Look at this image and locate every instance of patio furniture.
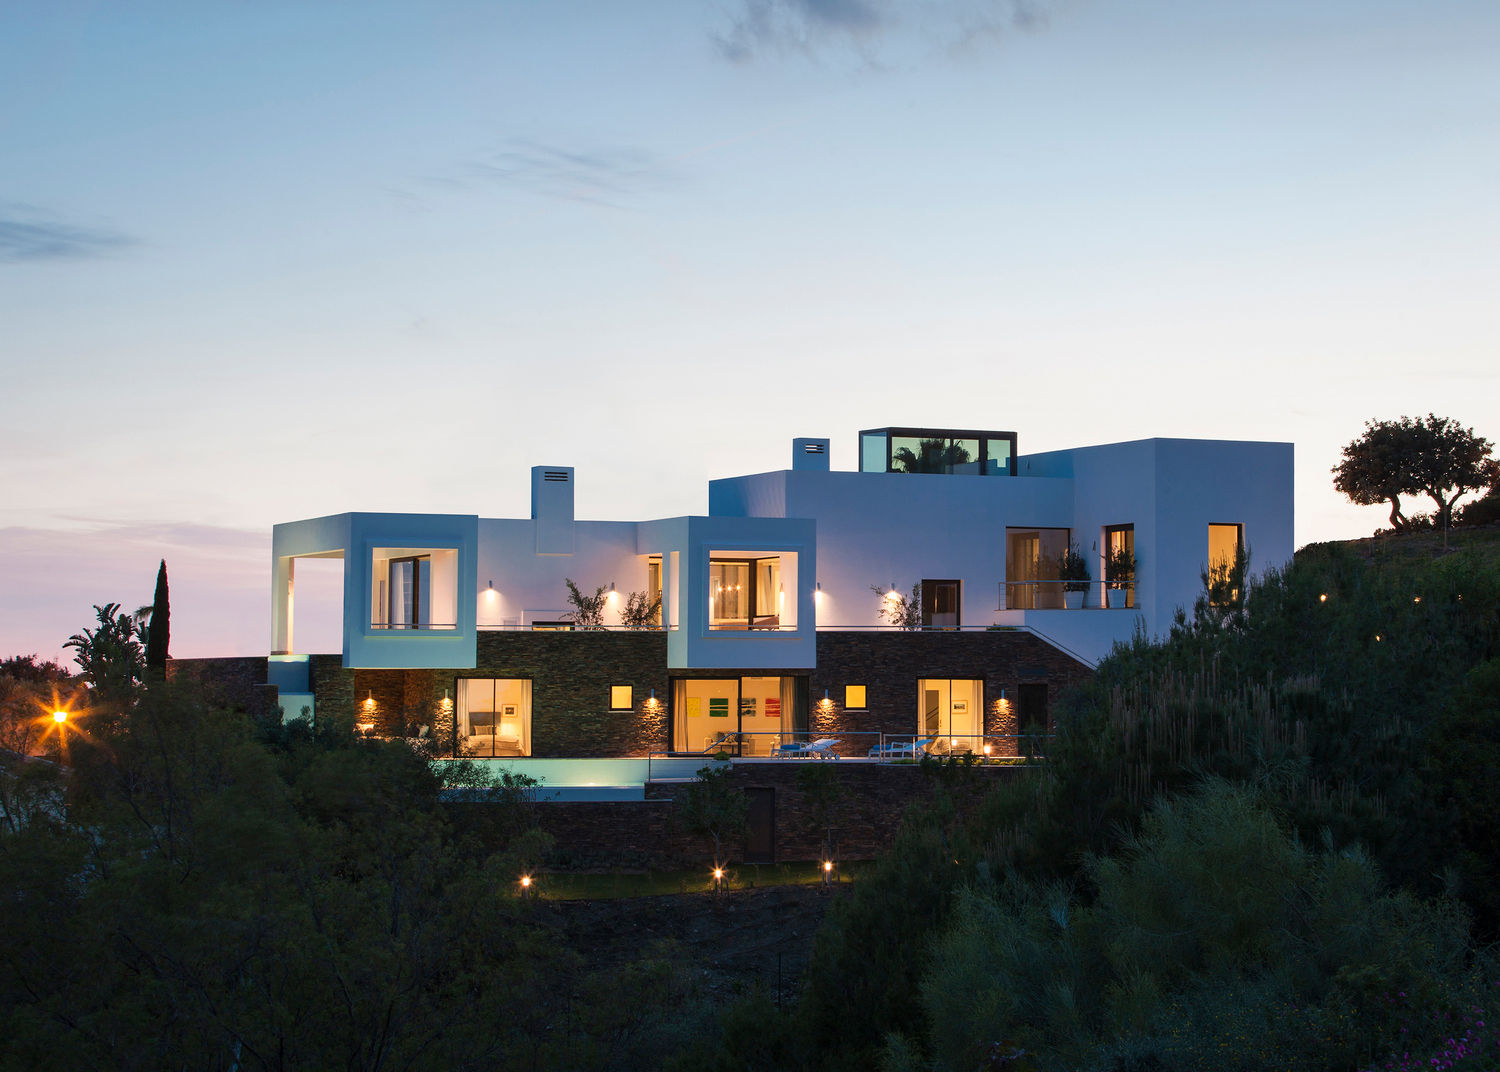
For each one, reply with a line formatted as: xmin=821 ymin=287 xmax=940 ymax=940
xmin=772 ymin=737 xmax=841 ymax=759
xmin=867 ymin=737 xmax=934 ymax=759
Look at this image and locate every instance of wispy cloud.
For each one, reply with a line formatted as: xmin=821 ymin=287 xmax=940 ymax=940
xmin=446 ymin=140 xmax=673 ymax=208
xmin=0 ymin=203 xmax=135 ymax=263
xmin=713 ymin=0 xmax=1054 ymax=64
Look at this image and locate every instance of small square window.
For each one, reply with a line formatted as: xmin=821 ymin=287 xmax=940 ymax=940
xmin=610 ymin=685 xmax=633 ymax=710
xmin=845 ymin=685 xmax=867 ymax=709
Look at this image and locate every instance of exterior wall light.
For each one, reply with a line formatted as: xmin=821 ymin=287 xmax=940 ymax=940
xmin=52 ymin=710 xmax=67 ymax=724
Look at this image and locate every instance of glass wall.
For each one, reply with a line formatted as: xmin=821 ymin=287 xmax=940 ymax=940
xmin=984 ymin=437 xmax=1012 ymax=475
xmin=456 ymin=678 xmax=531 ymax=757
xmin=889 ymin=435 xmax=981 ymax=475
xmin=858 ymin=428 xmax=1017 ymax=476
xmin=1005 ymin=528 xmax=1071 ymax=609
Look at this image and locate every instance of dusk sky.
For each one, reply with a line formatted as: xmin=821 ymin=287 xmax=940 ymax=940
xmin=3 ymin=0 xmax=1497 ymax=663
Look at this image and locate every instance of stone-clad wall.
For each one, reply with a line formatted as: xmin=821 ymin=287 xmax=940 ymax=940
xmin=454 ymin=762 xmax=1023 ymax=869
xmin=305 ymin=629 xmax=1092 ymax=756
xmin=166 ymin=657 xmax=278 ymax=720
xmin=809 ymin=630 xmax=1094 ymax=756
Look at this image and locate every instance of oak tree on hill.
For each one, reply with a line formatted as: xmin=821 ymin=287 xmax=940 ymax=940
xmin=1333 ymin=414 xmax=1498 ymax=530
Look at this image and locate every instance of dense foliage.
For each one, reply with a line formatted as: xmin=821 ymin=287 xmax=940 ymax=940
xmin=0 ymin=680 xmax=712 ymax=1071
xmin=702 ymin=535 xmax=1500 ymax=1072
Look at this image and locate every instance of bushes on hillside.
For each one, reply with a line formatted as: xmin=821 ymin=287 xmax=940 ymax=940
xmin=909 ymin=782 xmax=1483 ymax=1072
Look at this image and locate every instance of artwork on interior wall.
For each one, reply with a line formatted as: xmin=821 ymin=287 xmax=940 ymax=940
xmin=765 ymin=698 xmax=781 ymax=718
xmin=686 ymin=698 xmax=701 ymax=718
xmin=502 ymin=704 xmax=517 ymax=717
xmin=740 ymin=698 xmax=756 ymax=719
xmin=709 ymin=697 xmax=730 ymax=718
xmin=952 ymin=700 xmax=969 ymax=715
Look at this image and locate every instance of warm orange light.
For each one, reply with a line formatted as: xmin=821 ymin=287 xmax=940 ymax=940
xmin=822 ymin=860 xmax=832 ymax=872
xmin=983 ymin=743 xmax=992 ymax=755
xmin=52 ymin=710 xmax=68 ymax=724
xmin=1319 ymin=593 xmax=1328 ymax=603
xmin=712 ymin=868 xmax=724 ymax=881
xmin=1413 ymin=596 xmax=1422 ymax=603
xmin=519 ymin=875 xmax=532 ymax=888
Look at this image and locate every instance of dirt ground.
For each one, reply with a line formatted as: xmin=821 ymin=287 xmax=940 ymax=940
xmin=529 ymin=883 xmax=846 ymax=1003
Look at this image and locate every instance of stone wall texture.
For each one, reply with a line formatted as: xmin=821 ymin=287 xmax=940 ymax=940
xmin=452 ymin=761 xmax=1025 ymax=869
xmin=301 ymin=628 xmax=1092 ymax=757
xmin=166 ymin=657 xmax=278 ymax=721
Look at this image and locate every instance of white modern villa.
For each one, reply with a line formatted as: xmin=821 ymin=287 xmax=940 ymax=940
xmin=255 ymin=427 xmax=1292 ymax=769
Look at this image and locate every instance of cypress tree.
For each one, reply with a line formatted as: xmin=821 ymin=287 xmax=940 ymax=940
xmin=146 ymin=559 xmax=170 ymax=670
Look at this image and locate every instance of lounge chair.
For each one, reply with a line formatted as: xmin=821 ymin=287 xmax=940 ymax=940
xmin=772 ymin=737 xmax=841 ymax=759
xmin=868 ymin=737 xmax=934 ymax=759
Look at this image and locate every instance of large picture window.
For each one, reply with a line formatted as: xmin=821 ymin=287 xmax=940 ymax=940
xmin=917 ymin=679 xmax=983 ymax=754
xmin=672 ymin=676 xmax=807 ymax=755
xmin=456 ymin=678 xmax=531 ymax=757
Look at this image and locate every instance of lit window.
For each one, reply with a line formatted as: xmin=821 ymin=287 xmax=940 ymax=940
xmin=610 ymin=685 xmax=633 ymax=710
xmin=845 ymin=685 xmax=867 ymax=709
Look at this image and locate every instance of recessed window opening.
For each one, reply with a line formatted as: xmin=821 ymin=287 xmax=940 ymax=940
xmin=921 ymin=580 xmax=960 ymax=628
xmin=1004 ymin=528 xmax=1070 ymax=610
xmin=1104 ymin=524 xmax=1135 ymax=609
xmin=370 ymin=547 xmax=458 ymax=630
xmin=1208 ymin=523 xmax=1244 ymax=606
xmin=610 ymin=685 xmax=633 ymax=710
xmin=708 ymin=551 xmax=797 ymax=630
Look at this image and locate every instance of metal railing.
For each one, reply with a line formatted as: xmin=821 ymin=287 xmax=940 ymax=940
xmin=868 ymin=732 xmax=1052 ymax=762
xmin=997 ymin=579 xmax=1135 ymax=611
xmin=643 ymin=731 xmax=1055 ymax=778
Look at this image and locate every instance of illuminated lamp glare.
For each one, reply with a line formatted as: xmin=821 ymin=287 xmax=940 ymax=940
xmin=52 ymin=710 xmax=67 ymax=724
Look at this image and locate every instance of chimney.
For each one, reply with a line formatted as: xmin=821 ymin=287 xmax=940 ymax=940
xmin=531 ymin=466 xmax=575 ymax=554
xmin=792 ymin=437 xmax=831 ymax=472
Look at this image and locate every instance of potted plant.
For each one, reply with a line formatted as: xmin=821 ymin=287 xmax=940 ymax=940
xmin=1057 ymin=545 xmax=1090 ymax=609
xmin=1105 ymin=545 xmax=1137 ymax=609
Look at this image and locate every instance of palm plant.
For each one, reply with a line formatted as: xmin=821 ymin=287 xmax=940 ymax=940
xmin=892 ymin=438 xmax=972 ymax=474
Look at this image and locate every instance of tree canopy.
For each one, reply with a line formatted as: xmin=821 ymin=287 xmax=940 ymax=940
xmin=1333 ymin=414 xmax=1498 ymax=530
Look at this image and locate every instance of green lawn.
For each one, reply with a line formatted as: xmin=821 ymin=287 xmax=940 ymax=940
xmin=523 ymin=860 xmax=871 ymax=900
